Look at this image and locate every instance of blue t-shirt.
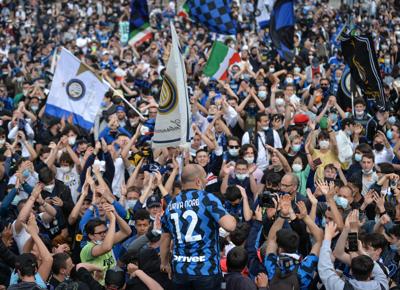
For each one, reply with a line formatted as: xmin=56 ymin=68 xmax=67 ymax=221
xmin=162 ymin=189 xmax=228 ymax=276
xmin=265 ymin=253 xmax=318 ymax=290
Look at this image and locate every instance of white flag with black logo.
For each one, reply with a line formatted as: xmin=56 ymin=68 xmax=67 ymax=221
xmin=152 ymin=23 xmax=191 ymax=148
xmin=45 ymin=48 xmax=110 ymax=130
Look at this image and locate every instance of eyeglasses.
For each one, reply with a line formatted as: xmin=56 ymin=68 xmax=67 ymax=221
xmin=149 ymin=111 xmax=158 ymax=114
xmin=94 ymin=229 xmax=108 ymax=235
xmin=280 ymin=183 xmax=293 ymax=189
xmin=229 ymin=145 xmax=240 ymax=149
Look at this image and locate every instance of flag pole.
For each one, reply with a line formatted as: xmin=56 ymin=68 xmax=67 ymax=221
xmin=107 ymin=86 xmax=146 ymax=121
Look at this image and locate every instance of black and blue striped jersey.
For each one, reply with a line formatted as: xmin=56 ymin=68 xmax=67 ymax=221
xmin=162 ymin=189 xmax=228 ymax=276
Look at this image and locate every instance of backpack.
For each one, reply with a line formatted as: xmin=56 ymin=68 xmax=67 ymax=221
xmin=343 ymin=279 xmax=386 ymax=290
xmin=269 ymin=264 xmax=300 ymax=290
xmin=249 ymin=129 xmax=274 ymax=152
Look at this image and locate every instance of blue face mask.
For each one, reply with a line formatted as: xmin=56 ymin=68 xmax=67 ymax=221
xmin=321 ymin=216 xmax=327 ymax=228
xmin=354 ymin=153 xmax=362 ymax=162
xmin=334 ymin=195 xmax=349 ymax=209
xmin=292 ymin=144 xmax=301 ymax=152
xmin=386 ymin=130 xmax=393 ymax=140
xmin=22 ymin=169 xmax=30 ymax=178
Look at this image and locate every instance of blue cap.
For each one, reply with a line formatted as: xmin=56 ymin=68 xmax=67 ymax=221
xmin=116 ymin=106 xmax=125 ymax=112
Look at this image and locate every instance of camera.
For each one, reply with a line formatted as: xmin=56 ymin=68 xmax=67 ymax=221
xmin=258 ymin=191 xmax=278 ymax=208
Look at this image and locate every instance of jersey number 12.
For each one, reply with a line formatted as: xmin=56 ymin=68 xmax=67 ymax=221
xmin=171 ymin=210 xmax=202 ymax=243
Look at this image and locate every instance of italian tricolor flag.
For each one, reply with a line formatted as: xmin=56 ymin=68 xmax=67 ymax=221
xmin=203 ymin=41 xmax=241 ymax=80
xmin=128 ymin=22 xmax=153 ymax=47
xmin=178 ymin=2 xmax=189 ymax=18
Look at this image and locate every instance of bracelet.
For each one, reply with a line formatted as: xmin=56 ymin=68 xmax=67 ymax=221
xmin=279 ymin=213 xmax=290 ymax=219
xmin=379 ymin=211 xmax=387 ymax=217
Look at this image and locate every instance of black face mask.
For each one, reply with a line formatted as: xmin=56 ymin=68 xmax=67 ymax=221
xmin=374 ymin=143 xmax=384 ymax=152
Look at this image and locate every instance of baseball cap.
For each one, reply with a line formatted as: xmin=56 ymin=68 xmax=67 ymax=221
xmin=293 ymin=114 xmax=309 ymax=125
xmin=105 ymin=267 xmax=125 ymax=289
xmin=146 ymin=195 xmax=161 ymax=208
xmin=319 ymin=116 xmax=328 ymax=130
xmin=116 ymin=106 xmax=126 ymax=112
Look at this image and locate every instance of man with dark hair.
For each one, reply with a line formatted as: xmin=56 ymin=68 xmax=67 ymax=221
xmin=39 ymin=166 xmax=74 ymax=219
xmin=49 ymin=253 xmax=75 ymax=288
xmin=241 ymin=112 xmax=283 ymax=171
xmin=223 ymin=185 xmax=252 ymax=222
xmin=8 ymin=253 xmax=39 ymax=290
xmin=265 ymin=197 xmax=323 ymax=289
xmin=225 ymin=247 xmax=268 ymax=290
xmin=319 ymin=221 xmax=389 ymax=290
xmin=353 ymin=98 xmax=377 ymax=144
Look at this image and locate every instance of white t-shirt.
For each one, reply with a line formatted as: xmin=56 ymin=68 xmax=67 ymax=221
xmin=56 ymin=166 xmax=80 ymax=203
xmin=12 ymin=220 xmax=31 ymax=254
xmin=112 ymin=157 xmax=125 ymax=198
xmin=242 ymin=129 xmax=282 ymax=171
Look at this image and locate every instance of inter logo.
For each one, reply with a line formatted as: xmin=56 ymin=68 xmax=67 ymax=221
xmin=66 ymin=79 xmax=86 ymax=100
xmin=159 ymin=73 xmax=178 ymax=115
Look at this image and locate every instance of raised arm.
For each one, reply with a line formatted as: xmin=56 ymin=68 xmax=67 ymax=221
xmin=91 ymin=208 xmax=116 ymax=257
xmin=15 ymin=183 xmax=43 ymax=234
xmin=25 ymin=214 xmax=54 ymax=282
xmin=297 ymin=201 xmax=323 ymax=255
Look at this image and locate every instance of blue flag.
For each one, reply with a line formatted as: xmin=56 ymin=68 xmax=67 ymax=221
xmin=187 ymin=0 xmax=237 ymax=35
xmin=270 ymin=0 xmax=295 ymax=61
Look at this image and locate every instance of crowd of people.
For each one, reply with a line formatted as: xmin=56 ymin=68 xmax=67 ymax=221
xmin=0 ymin=0 xmax=400 ymax=289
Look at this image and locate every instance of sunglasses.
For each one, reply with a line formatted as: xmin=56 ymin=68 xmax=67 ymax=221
xmin=229 ymin=145 xmax=240 ymax=149
xmin=94 ymin=229 xmax=108 ymax=235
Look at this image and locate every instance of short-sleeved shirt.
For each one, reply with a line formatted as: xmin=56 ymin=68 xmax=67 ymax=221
xmin=264 ymin=253 xmax=318 ymax=290
xmin=56 ymin=166 xmax=80 ymax=203
xmin=80 ymin=241 xmax=116 ymax=285
xmin=162 ymin=189 xmax=228 ymax=276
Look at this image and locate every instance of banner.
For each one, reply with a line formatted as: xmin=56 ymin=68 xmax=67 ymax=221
xmin=341 ymin=34 xmax=385 ymax=107
xmin=255 ymin=0 xmax=274 ymax=29
xmin=270 ymin=0 xmax=295 ymax=61
xmin=45 ymin=48 xmax=110 ymax=131
xmin=152 ymin=24 xmax=191 ymax=148
xmin=129 ymin=0 xmax=152 ymax=46
xmin=187 ymin=0 xmax=237 ymax=35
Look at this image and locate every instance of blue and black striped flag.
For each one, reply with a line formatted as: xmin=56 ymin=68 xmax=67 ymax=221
xmin=270 ymin=0 xmax=295 ymax=61
xmin=186 ymin=0 xmax=237 ymax=35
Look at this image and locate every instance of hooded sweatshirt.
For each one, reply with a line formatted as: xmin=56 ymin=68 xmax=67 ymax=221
xmin=318 ymin=240 xmax=389 ymax=290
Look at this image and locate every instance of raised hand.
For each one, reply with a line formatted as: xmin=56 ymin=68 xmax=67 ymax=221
xmin=306 ymin=188 xmax=318 ymax=205
xmin=324 ymin=221 xmax=338 ymax=241
xmin=279 ymin=194 xmax=292 ymax=217
xmin=296 ymin=201 xmax=308 ymax=220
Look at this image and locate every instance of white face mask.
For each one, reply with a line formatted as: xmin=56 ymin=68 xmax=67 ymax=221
xmin=292 ymin=163 xmax=303 ymax=173
xmin=244 ymin=156 xmax=254 ymax=164
xmin=44 ymin=183 xmax=55 ymax=193
xmin=125 ymin=199 xmax=138 ymax=209
xmin=275 ymin=98 xmax=285 ymax=106
xmin=59 ymin=166 xmax=71 ymax=173
xmin=319 ymin=140 xmax=330 ymax=149
xmin=262 ymin=126 xmax=269 ymax=131
xmin=93 ymin=240 xmax=103 ymax=245
xmin=286 ymin=77 xmax=294 ymax=84
xmin=236 ymin=173 xmax=249 ymax=181
xmin=68 ymin=136 xmax=76 ymax=146
xmin=228 ymin=148 xmax=239 ymax=156
xmin=355 ymin=110 xmax=364 ymax=118
xmin=0 ymin=139 xmax=5 ymax=146
xmin=258 ymin=91 xmax=267 ymax=100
